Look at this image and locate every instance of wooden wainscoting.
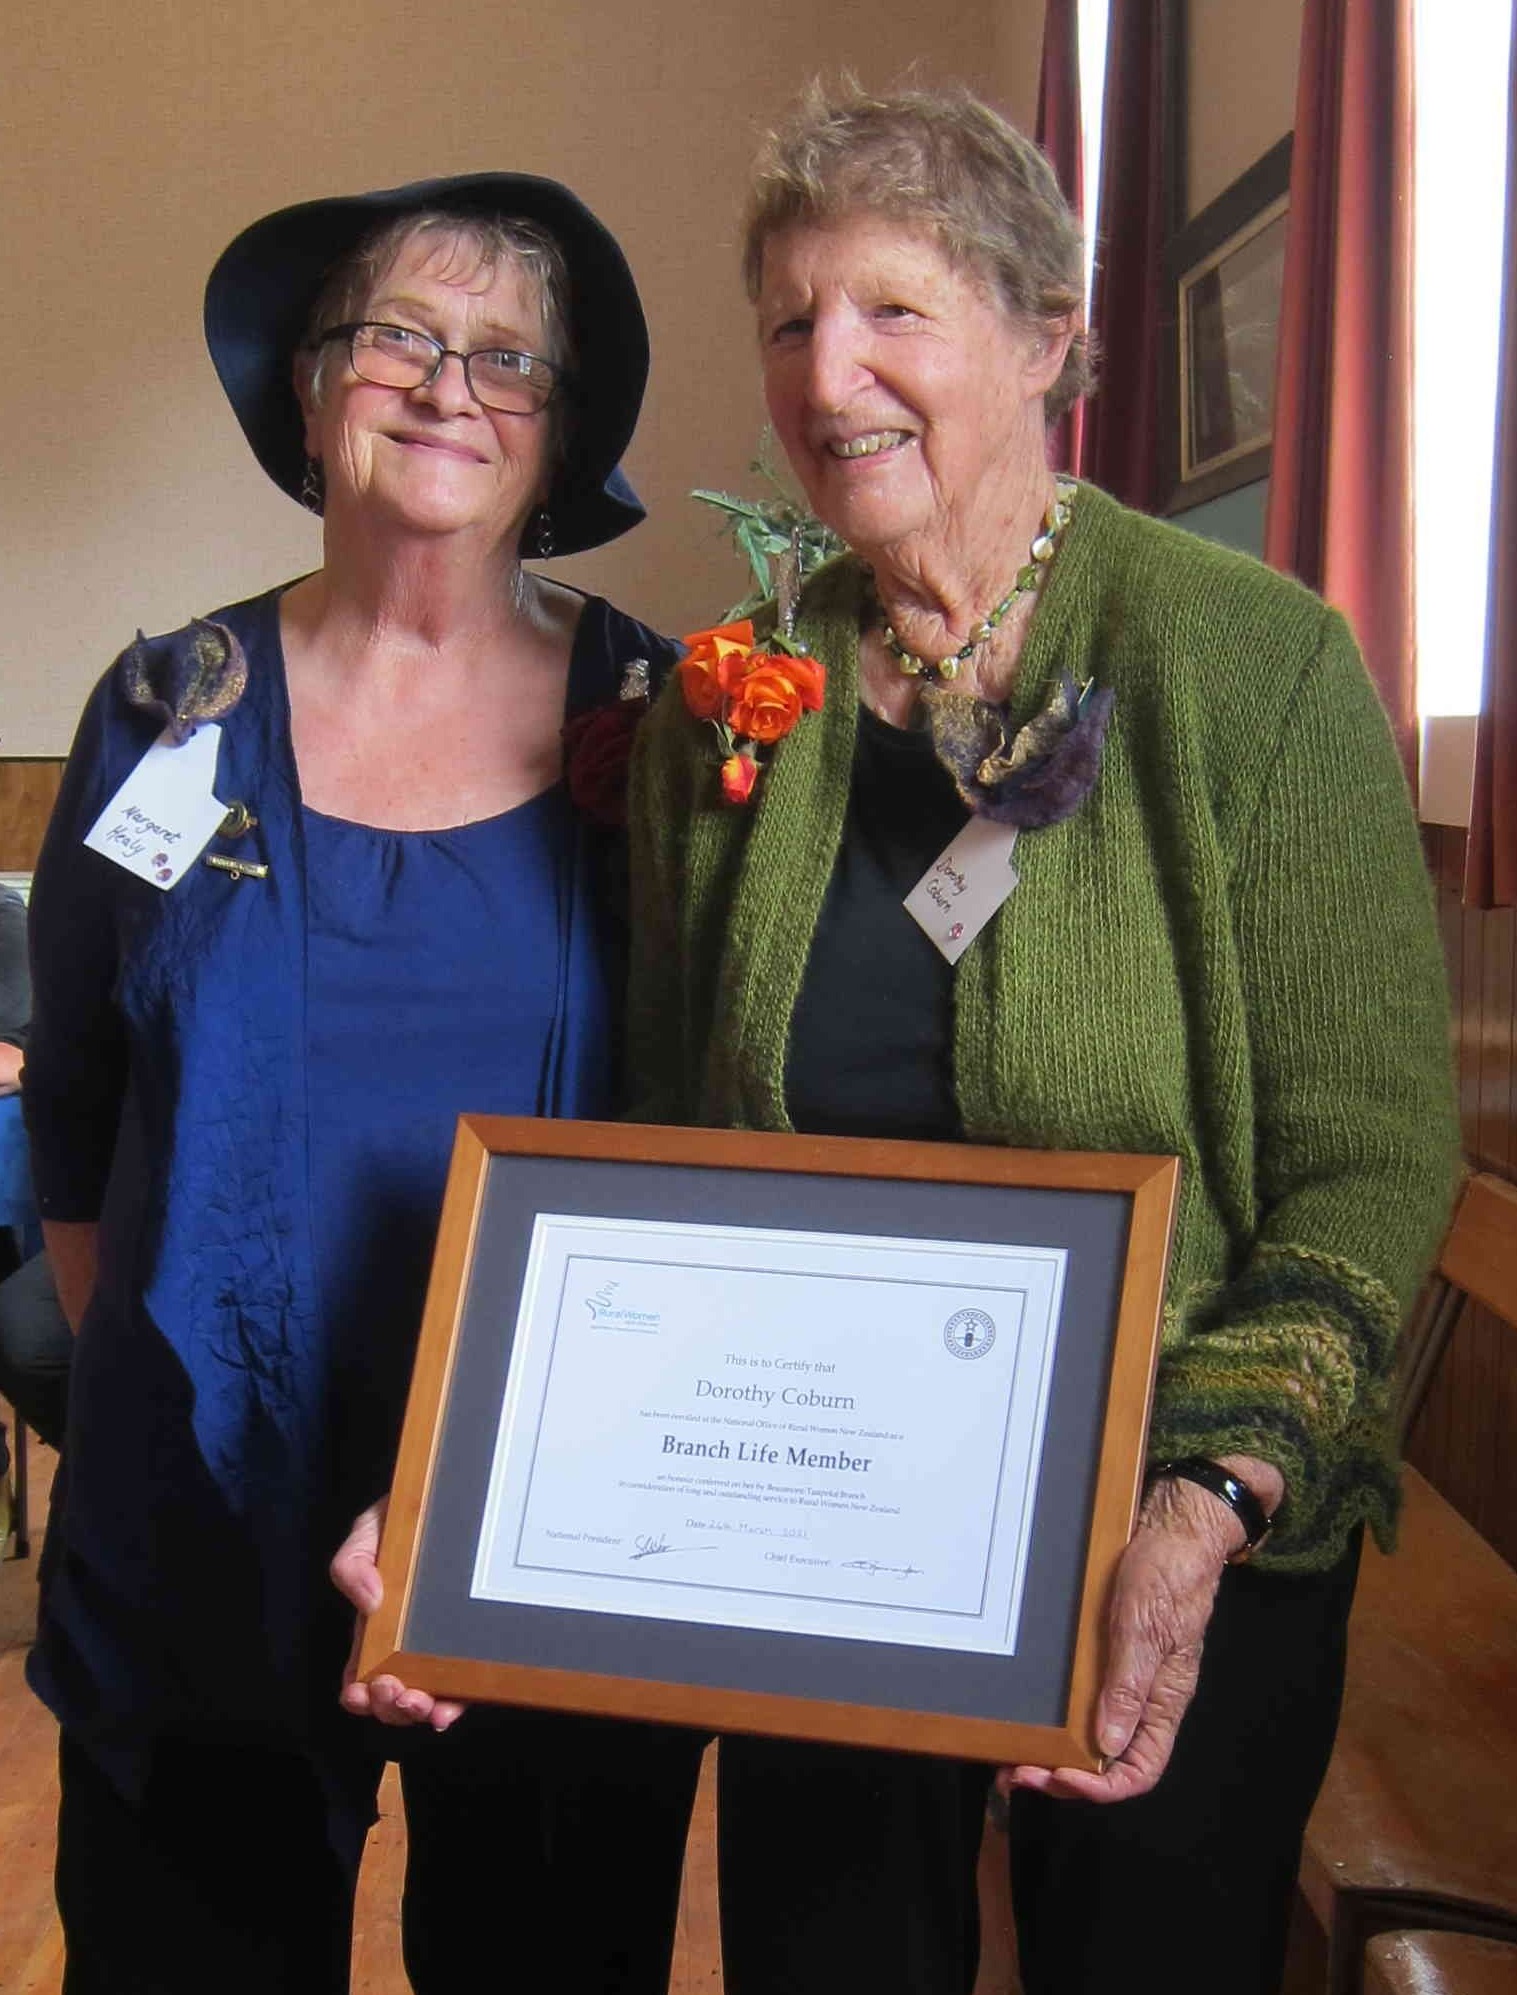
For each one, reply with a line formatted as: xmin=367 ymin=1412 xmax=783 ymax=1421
xmin=1410 ymin=827 xmax=1517 ymax=1567
xmin=0 ymin=763 xmax=64 ymax=872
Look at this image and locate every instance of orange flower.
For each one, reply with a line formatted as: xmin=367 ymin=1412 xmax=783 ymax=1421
xmin=764 ymin=650 xmax=826 ymax=713
xmin=679 ymin=620 xmax=756 ymax=721
xmin=719 ymin=748 xmax=759 ymax=805
xmin=726 ymin=653 xmax=827 ymax=744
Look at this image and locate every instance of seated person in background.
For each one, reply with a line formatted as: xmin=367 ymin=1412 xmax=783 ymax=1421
xmin=0 ymin=882 xmax=25 ymax=1096
xmin=0 ymin=1252 xmax=70 ymax=1454
xmin=0 ymin=879 xmax=63 ymax=1516
xmin=0 ymin=881 xmax=70 ymax=1456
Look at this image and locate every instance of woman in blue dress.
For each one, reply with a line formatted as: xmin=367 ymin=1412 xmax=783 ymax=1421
xmin=24 ymin=175 xmax=705 ymax=1995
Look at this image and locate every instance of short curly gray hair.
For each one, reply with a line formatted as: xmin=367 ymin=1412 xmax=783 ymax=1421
xmin=742 ymin=80 xmax=1092 ymax=421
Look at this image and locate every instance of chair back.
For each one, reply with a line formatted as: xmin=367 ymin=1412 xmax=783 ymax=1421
xmin=1396 ymin=1172 xmax=1517 ymax=1441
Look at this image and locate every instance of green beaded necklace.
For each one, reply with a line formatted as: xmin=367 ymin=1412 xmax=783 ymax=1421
xmin=881 ymin=478 xmax=1076 ymax=682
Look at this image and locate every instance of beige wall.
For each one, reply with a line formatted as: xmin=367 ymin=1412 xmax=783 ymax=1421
xmin=2 ymin=0 xmax=1045 ymax=755
xmin=3 ymin=0 xmax=1305 ymax=756
xmin=1187 ymin=0 xmax=1303 ymax=218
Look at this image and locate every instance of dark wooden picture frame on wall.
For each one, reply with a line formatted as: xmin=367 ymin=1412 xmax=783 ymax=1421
xmin=359 ymin=1117 xmax=1179 ymax=1771
xmin=1163 ymin=134 xmax=1293 ymax=515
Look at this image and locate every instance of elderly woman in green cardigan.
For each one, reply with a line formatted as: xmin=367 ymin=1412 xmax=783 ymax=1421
xmin=628 ymin=82 xmax=1458 ymax=1995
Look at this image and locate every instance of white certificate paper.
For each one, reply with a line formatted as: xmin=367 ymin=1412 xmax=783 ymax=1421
xmin=471 ymin=1216 xmax=1067 ymax=1657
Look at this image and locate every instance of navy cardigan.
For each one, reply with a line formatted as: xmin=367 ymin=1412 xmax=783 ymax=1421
xmin=24 ymin=584 xmax=675 ymax=1859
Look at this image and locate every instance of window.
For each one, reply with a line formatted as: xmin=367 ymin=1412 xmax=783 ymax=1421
xmin=1413 ymin=0 xmax=1514 ymax=717
xmin=1079 ymin=0 xmax=1111 ymax=313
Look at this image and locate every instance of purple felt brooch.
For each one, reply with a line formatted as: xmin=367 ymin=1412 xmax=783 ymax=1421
xmin=924 ymin=671 xmax=1115 ymax=828
xmin=118 ymin=618 xmax=249 ymax=743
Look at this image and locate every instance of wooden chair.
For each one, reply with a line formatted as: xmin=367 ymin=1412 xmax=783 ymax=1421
xmin=1365 ymin=1931 xmax=1517 ymax=1995
xmin=6 ymin=1412 xmax=29 ymax=1558
xmin=1301 ymin=1173 xmax=1517 ymax=1995
xmin=1395 ymin=1173 xmax=1517 ymax=1443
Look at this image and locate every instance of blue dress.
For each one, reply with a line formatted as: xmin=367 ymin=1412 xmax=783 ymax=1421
xmin=23 ymin=584 xmax=675 ymax=1858
xmin=305 ymin=787 xmax=609 ymax=1533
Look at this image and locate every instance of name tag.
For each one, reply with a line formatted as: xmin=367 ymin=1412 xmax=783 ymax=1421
xmin=903 ymin=818 xmax=1021 ymax=964
xmin=84 ymin=724 xmax=228 ymax=889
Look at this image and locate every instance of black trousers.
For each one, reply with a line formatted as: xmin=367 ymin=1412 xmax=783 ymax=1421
xmin=397 ymin=1706 xmax=708 ymax=1994
xmin=56 ymin=1733 xmax=354 ymax=1995
xmin=54 ymin=1711 xmax=707 ymax=1995
xmin=712 ymin=1538 xmax=1359 ymax=1995
xmin=54 ymin=1539 xmax=1358 ymax=1995
xmin=718 ymin=1734 xmax=990 ymax=1993
xmin=1005 ymin=1535 xmax=1362 ymax=1995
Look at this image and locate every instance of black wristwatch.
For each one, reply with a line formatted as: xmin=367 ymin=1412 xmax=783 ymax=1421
xmin=1147 ymin=1456 xmax=1276 ymax=1562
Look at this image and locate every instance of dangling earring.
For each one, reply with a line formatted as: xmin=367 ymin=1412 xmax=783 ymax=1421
xmin=300 ymin=458 xmax=325 ymax=516
xmin=525 ymin=505 xmax=554 ymax=559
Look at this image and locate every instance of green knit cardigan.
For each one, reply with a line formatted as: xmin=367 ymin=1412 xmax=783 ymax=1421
xmin=627 ymin=482 xmax=1459 ymax=1572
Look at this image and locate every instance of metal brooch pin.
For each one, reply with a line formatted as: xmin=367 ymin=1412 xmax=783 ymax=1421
xmin=218 ymin=801 xmax=259 ymax=839
xmin=203 ymin=854 xmax=269 ymax=882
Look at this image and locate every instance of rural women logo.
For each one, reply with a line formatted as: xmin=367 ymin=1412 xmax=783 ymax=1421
xmin=583 ymin=1278 xmax=661 ymax=1331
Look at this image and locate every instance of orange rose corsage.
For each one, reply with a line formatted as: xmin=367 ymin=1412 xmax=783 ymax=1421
xmin=678 ymin=619 xmax=826 ymax=806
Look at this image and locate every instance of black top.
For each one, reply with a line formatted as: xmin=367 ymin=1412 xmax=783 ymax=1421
xmin=785 ymin=705 xmax=966 ymax=1141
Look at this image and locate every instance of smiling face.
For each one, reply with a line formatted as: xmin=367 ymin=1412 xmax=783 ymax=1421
xmin=300 ymin=227 xmax=554 ymax=551
xmin=757 ymin=213 xmax=1068 ymax=571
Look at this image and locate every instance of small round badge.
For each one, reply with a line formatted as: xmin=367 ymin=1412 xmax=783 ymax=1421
xmin=944 ymin=1308 xmax=996 ymax=1359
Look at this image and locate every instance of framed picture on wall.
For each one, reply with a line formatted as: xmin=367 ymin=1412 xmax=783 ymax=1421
xmin=358 ymin=1116 xmax=1180 ymax=1771
xmin=1165 ymin=135 xmax=1293 ymax=514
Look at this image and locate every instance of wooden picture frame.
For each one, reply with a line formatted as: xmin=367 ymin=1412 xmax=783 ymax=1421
xmin=1165 ymin=134 xmax=1293 ymax=514
xmin=359 ymin=1118 xmax=1179 ymax=1771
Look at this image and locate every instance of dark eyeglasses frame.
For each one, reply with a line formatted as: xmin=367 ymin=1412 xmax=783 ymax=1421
xmin=311 ymin=321 xmax=568 ymax=414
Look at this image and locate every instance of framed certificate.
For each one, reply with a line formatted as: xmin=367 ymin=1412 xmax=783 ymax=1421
xmin=359 ymin=1119 xmax=1179 ymax=1770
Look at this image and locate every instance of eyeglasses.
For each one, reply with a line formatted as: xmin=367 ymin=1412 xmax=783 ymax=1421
xmin=312 ymin=321 xmax=565 ymax=415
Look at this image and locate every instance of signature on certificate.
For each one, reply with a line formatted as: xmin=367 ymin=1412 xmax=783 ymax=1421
xmin=629 ymin=1533 xmax=718 ymax=1561
xmin=840 ymin=1559 xmax=924 ymax=1579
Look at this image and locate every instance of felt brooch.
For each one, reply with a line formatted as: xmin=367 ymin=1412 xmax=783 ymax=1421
xmin=678 ymin=621 xmax=826 ymax=806
xmin=923 ymin=671 xmax=1115 ymax=827
xmin=561 ymin=659 xmax=651 ymax=829
xmin=119 ymin=618 xmax=248 ymax=743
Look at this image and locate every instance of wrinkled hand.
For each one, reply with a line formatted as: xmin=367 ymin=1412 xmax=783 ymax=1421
xmin=995 ymin=1455 xmax=1283 ymax=1804
xmin=331 ymin=1497 xmax=466 ymax=1733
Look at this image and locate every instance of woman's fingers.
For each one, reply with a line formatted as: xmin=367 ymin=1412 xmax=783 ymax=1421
xmin=995 ymin=1655 xmax=1202 ymax=1803
xmin=339 ymin=1606 xmax=370 ymax=1707
xmin=333 ymin=1500 xmax=385 ymax=1719
xmin=347 ymin=1671 xmax=467 ymax=1732
xmin=995 ymin=1506 xmax=1226 ymax=1805
xmin=330 ymin=1497 xmax=387 ymax=1614
xmin=1092 ymin=1532 xmax=1212 ymax=1761
xmin=329 ymin=1494 xmax=466 ymax=1730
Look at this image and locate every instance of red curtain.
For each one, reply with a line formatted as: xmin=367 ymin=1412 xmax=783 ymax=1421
xmin=1263 ymin=0 xmax=1417 ymax=792
xmin=1036 ymin=0 xmax=1085 ymax=475
xmin=1464 ymin=31 xmax=1517 ymax=908
xmin=1079 ymin=0 xmax=1168 ymax=511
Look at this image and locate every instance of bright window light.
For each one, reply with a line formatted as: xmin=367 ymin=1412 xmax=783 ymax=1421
xmin=1079 ymin=0 xmax=1110 ymax=311
xmin=1414 ymin=0 xmax=1513 ymax=716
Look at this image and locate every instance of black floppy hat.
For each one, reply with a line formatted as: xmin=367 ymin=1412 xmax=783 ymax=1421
xmin=203 ymin=173 xmax=649 ymax=556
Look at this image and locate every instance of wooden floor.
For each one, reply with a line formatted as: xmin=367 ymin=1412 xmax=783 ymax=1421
xmin=0 ymin=1426 xmax=1018 ymax=1993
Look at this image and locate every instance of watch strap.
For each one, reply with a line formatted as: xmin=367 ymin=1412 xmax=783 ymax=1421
xmin=1148 ymin=1456 xmax=1275 ymax=1561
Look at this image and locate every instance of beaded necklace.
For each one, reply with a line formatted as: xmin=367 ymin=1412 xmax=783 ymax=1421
xmin=881 ymin=477 xmax=1076 ymax=682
